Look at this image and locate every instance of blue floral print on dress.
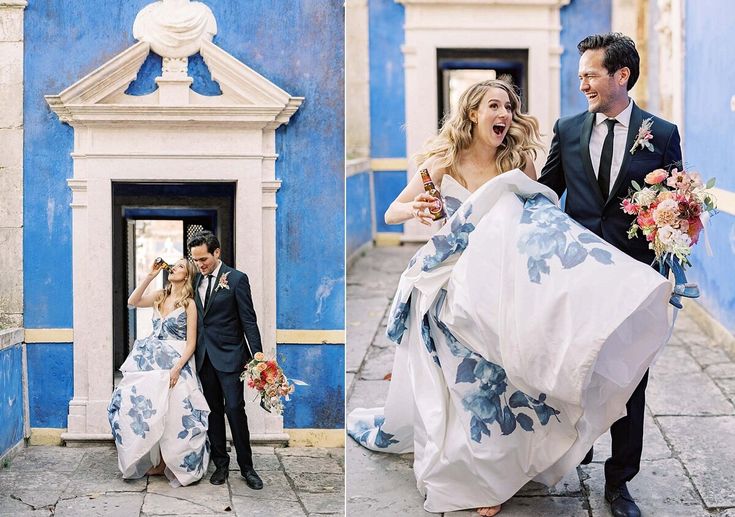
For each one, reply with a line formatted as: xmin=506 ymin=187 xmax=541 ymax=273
xmin=517 ymin=194 xmax=613 ymax=283
xmin=127 ymin=386 xmax=157 ymax=438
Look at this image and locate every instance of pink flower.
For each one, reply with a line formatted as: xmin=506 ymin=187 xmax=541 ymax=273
xmin=644 ymin=169 xmax=668 ymax=185
xmin=621 ymin=198 xmax=639 ymax=215
xmin=637 ymin=210 xmax=655 ymax=229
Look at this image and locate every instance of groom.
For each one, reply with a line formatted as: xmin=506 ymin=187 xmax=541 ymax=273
xmin=187 ymin=230 xmax=264 ymax=489
xmin=539 ymin=33 xmax=681 ymax=517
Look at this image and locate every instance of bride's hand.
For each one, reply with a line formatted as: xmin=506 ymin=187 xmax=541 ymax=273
xmin=148 ymin=258 xmax=165 ymax=278
xmin=169 ymin=367 xmax=181 ymax=389
xmin=410 ymin=192 xmax=437 ymax=226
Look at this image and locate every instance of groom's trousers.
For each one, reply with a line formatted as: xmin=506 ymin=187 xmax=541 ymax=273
xmin=199 ymin=352 xmax=254 ymax=471
xmin=604 ymin=370 xmax=649 ymax=487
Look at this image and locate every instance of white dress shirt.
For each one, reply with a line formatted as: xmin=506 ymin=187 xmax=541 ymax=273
xmin=589 ymin=98 xmax=634 ymax=195
xmin=198 ymin=260 xmax=222 ymax=305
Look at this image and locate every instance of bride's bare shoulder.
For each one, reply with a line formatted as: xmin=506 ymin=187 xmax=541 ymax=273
xmin=417 ymin=155 xmax=449 ymax=183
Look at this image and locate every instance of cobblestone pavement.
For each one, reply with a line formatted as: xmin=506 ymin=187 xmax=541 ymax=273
xmin=347 ymin=244 xmax=735 ymax=516
xmin=0 ymin=446 xmax=344 ymax=516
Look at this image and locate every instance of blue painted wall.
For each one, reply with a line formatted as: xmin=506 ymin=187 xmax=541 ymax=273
xmin=374 ymin=170 xmax=405 ymax=233
xmin=0 ymin=345 xmax=24 ymax=456
xmin=682 ymin=1 xmax=735 ymax=333
xmin=26 ymin=344 xmax=73 ymax=428
xmin=278 ymin=344 xmax=344 ymax=429
xmin=559 ymin=0 xmax=612 ymax=117
xmin=368 ymin=0 xmax=406 ymax=159
xmin=346 ymin=171 xmax=373 ymax=257
xmin=368 ymin=0 xmax=408 ymax=231
xmin=23 ymin=1 xmax=343 ymax=428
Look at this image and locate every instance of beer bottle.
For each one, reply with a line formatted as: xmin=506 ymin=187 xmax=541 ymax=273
xmin=420 ymin=169 xmax=446 ymax=221
xmin=154 ymin=257 xmax=173 ymax=273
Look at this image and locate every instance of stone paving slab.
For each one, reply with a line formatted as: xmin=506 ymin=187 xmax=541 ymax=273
xmin=658 ymin=415 xmax=735 ymax=508
xmin=0 ymin=470 xmax=72 ymax=508
xmin=299 ymin=491 xmax=345 ymax=514
xmin=55 ymin=493 xmax=145 ymax=517
xmin=358 ymin=344 xmax=395 ymax=380
xmin=0 ymin=495 xmax=52 ymax=516
xmin=231 ymin=495 xmax=306 ymax=516
xmin=346 ymin=295 xmax=390 ymax=373
xmin=143 ymin=475 xmax=231 ymax=514
xmin=647 ymin=370 xmax=735 ymax=416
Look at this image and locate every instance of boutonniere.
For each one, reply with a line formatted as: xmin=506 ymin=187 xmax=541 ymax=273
xmin=215 ymin=272 xmax=230 ymax=292
xmin=630 ymin=117 xmax=654 ymax=154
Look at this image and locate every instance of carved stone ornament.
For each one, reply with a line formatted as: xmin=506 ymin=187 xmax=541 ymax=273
xmin=133 ymin=0 xmax=217 ymax=58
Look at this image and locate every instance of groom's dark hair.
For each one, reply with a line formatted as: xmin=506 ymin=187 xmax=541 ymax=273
xmin=578 ymin=32 xmax=640 ymax=91
xmin=187 ymin=230 xmax=221 ymax=254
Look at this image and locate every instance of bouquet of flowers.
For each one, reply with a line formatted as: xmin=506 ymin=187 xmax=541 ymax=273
xmin=240 ymin=352 xmax=305 ymax=415
xmin=621 ymin=166 xmax=717 ymax=307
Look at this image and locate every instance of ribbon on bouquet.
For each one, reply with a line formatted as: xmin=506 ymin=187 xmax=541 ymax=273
xmin=658 ymin=254 xmax=700 ymax=309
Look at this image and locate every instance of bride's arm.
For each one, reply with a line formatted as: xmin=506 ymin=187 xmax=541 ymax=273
xmin=385 ymin=158 xmax=446 ymax=226
xmin=170 ymin=302 xmax=197 ymax=387
xmin=127 ymin=260 xmax=163 ymax=308
xmin=522 ymin=153 xmax=537 ymax=180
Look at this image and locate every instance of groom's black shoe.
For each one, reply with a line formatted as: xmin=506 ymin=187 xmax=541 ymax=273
xmin=580 ymin=447 xmax=594 ymax=465
xmin=605 ymin=483 xmax=641 ymax=517
xmin=241 ymin=466 xmax=263 ymax=490
xmin=209 ymin=465 xmax=229 ymax=485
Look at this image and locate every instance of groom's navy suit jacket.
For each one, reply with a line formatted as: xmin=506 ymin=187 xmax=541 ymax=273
xmin=538 ymin=102 xmax=682 ymax=265
xmin=194 ymin=263 xmax=263 ymax=373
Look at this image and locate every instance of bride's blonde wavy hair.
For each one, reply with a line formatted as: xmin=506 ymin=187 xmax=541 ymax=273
xmin=153 ymin=258 xmax=197 ymax=313
xmin=414 ymin=79 xmax=543 ymax=187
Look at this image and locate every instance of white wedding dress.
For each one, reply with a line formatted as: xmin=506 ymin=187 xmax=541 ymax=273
xmin=108 ymin=306 xmax=211 ymax=487
xmin=347 ymin=170 xmax=673 ymax=512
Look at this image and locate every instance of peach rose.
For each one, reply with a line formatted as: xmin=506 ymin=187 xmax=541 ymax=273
xmin=645 ymin=169 xmax=668 ymax=185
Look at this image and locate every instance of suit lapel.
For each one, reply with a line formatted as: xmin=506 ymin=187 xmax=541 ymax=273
xmin=580 ymin=112 xmax=605 ymax=205
xmin=605 ymin=103 xmax=643 ymax=210
xmin=203 ymin=263 xmax=228 ymax=317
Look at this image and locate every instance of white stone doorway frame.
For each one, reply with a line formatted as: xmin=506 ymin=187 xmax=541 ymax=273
xmin=397 ymin=0 xmax=568 ymax=241
xmin=46 ymin=39 xmax=303 ymax=444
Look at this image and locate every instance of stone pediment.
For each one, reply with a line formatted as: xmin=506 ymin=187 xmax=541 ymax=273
xmin=45 ymin=39 xmax=303 ymax=128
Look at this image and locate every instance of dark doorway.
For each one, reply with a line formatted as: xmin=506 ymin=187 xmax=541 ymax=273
xmin=112 ymin=182 xmax=236 ymax=371
xmin=437 ymin=48 xmax=529 ymax=128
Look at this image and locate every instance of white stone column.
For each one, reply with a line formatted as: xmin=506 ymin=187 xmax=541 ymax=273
xmin=346 ymin=0 xmax=371 ymax=160
xmin=0 ymin=0 xmax=27 ymax=327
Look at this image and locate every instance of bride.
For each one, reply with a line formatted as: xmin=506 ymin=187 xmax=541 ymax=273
xmin=108 ymin=257 xmax=210 ymax=486
xmin=346 ymin=79 xmax=672 ymax=514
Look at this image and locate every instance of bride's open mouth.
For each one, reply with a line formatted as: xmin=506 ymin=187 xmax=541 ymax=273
xmin=492 ymin=123 xmax=506 ymax=136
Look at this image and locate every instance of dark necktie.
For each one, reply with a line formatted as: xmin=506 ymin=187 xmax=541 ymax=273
xmin=203 ymin=274 xmax=213 ymax=308
xmin=598 ymin=118 xmax=617 ymax=199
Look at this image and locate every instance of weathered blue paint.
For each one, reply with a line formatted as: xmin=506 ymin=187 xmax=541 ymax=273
xmin=26 ymin=344 xmax=73 ymax=428
xmin=688 ymin=214 xmax=735 ymax=334
xmin=559 ymin=0 xmax=611 ymax=117
xmin=369 ymin=0 xmax=406 ymax=158
xmin=683 ymin=0 xmax=735 ymax=333
xmin=125 ymin=52 xmax=162 ymax=95
xmin=0 ymin=344 xmax=24 ymax=456
xmin=24 ymin=2 xmax=344 ymax=330
xmin=347 ymin=171 xmax=373 ymax=258
xmin=374 ymin=170 xmax=405 ymax=233
xmin=277 ymin=343 xmax=344 ymax=429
